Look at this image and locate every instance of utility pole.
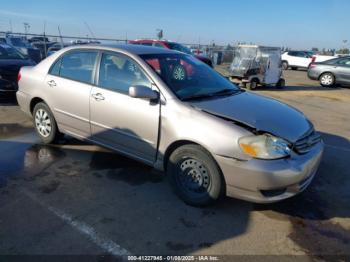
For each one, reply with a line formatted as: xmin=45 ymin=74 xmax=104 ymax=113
xmin=43 ymin=21 xmax=47 ymax=58
xmin=23 ymin=22 xmax=30 ymax=38
xmin=58 ymin=26 xmax=64 ymax=47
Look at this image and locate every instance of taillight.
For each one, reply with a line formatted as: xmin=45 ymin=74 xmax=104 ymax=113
xmin=309 ymin=63 xmax=317 ymax=69
xmin=17 ymin=71 xmax=21 ymax=82
xmin=311 ymin=56 xmax=316 ymax=63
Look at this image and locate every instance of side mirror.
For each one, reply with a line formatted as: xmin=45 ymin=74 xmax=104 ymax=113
xmin=129 ymin=85 xmax=159 ymax=100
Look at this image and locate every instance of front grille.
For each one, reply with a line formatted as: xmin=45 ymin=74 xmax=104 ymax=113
xmin=293 ymin=129 xmax=322 ymax=154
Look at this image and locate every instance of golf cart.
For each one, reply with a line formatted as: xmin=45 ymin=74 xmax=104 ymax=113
xmin=229 ymin=45 xmax=285 ymax=90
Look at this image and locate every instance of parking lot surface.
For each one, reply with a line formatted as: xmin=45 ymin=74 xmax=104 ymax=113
xmin=0 ymin=70 xmax=349 ymax=259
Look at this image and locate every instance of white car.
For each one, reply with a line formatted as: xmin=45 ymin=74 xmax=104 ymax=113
xmin=282 ymin=51 xmax=337 ymax=70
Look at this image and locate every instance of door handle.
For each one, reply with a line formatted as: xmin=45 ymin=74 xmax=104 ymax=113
xmin=92 ymin=93 xmax=105 ymax=101
xmin=47 ymin=80 xmax=56 ymax=87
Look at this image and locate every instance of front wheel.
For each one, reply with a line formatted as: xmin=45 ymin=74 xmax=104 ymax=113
xmin=319 ymin=73 xmax=335 ymax=87
xmin=167 ymin=144 xmax=224 ymax=206
xmin=33 ymin=102 xmax=62 ymax=144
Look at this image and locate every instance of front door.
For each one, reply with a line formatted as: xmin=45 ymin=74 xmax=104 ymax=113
xmin=89 ymin=52 xmax=160 ymax=163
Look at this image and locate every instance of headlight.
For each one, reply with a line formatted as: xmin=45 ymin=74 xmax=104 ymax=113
xmin=239 ymin=134 xmax=291 ymax=159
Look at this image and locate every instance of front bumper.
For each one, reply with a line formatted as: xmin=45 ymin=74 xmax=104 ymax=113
xmin=215 ymin=141 xmax=324 ymax=203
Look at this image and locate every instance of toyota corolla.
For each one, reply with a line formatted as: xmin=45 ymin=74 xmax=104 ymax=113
xmin=16 ymin=45 xmax=324 ymax=206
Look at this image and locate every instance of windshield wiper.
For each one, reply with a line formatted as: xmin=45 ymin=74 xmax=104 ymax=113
xmin=181 ymin=93 xmax=216 ymax=101
xmin=182 ymin=89 xmax=243 ymax=101
xmin=211 ymin=88 xmax=243 ymax=96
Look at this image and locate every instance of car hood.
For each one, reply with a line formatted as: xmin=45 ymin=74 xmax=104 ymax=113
xmin=191 ymin=92 xmax=311 ymax=143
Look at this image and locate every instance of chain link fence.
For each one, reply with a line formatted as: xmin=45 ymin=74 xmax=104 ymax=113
xmin=0 ymin=31 xmax=237 ymax=74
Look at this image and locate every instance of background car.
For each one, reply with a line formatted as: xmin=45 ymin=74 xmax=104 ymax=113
xmin=28 ymin=36 xmax=50 ymax=43
xmin=0 ymin=35 xmax=41 ymax=63
xmin=282 ymin=51 xmax=337 ymax=70
xmin=47 ymin=43 xmax=72 ymax=56
xmin=129 ymin=39 xmax=213 ymax=67
xmin=282 ymin=51 xmax=316 ymax=70
xmin=308 ymin=56 xmax=350 ymax=87
xmin=0 ymin=43 xmax=35 ymax=100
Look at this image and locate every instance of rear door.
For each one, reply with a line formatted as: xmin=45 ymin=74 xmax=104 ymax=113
xmin=45 ymin=50 xmax=98 ymax=138
xmin=89 ymin=52 xmax=160 ymax=163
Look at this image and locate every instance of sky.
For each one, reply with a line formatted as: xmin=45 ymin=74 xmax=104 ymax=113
xmin=0 ymin=0 xmax=349 ymax=49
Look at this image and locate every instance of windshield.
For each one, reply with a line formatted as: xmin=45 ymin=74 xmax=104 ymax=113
xmin=9 ymin=38 xmax=28 ymax=47
xmin=0 ymin=44 xmax=25 ymax=59
xmin=141 ymin=53 xmax=240 ymax=100
xmin=167 ymin=43 xmax=192 ymax=55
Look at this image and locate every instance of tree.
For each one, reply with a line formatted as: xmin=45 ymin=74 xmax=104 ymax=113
xmin=337 ymin=48 xmax=350 ymax=54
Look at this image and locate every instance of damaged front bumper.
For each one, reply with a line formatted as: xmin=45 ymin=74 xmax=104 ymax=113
xmin=214 ymin=141 xmax=324 ymax=203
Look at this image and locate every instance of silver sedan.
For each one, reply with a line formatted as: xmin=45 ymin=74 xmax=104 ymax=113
xmin=16 ymin=44 xmax=323 ymax=206
xmin=308 ymin=56 xmax=350 ymax=87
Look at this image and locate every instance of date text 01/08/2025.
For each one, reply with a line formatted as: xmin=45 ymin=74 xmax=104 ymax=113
xmin=127 ymin=256 xmax=220 ymax=261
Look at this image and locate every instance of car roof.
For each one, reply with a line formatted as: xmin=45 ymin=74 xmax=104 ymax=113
xmin=66 ymin=44 xmax=177 ymax=55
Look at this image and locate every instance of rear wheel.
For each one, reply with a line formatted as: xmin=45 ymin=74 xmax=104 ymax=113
xmin=319 ymin=73 xmax=335 ymax=87
xmin=275 ymin=78 xmax=286 ymax=89
xmin=33 ymin=102 xmax=62 ymax=144
xmin=167 ymin=144 xmax=224 ymax=206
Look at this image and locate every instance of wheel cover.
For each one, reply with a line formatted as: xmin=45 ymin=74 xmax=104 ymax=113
xmin=35 ymin=109 xmax=52 ymax=138
xmin=177 ymin=158 xmax=211 ymax=195
xmin=321 ymin=74 xmax=333 ymax=85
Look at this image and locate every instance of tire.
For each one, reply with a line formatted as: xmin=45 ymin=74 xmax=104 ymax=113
xmin=282 ymin=61 xmax=289 ymax=70
xmin=319 ymin=72 xmax=335 ymax=87
xmin=167 ymin=144 xmax=224 ymax=206
xmin=291 ymin=67 xmax=298 ymax=70
xmin=246 ymin=79 xmax=258 ymax=90
xmin=275 ymin=78 xmax=286 ymax=88
xmin=33 ymin=102 xmax=62 ymax=144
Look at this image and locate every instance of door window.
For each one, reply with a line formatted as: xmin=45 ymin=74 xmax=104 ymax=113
xmin=51 ymin=51 xmax=97 ymax=84
xmin=336 ymin=58 xmax=350 ymax=66
xmin=98 ymin=53 xmax=152 ymax=94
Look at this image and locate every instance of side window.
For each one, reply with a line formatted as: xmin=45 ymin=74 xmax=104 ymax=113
xmin=98 ymin=53 xmax=151 ymax=94
xmin=49 ymin=58 xmax=62 ymax=76
xmin=141 ymin=43 xmax=152 ymax=46
xmin=337 ymin=58 xmax=350 ymax=66
xmin=295 ymin=52 xmax=305 ymax=57
xmin=288 ymin=51 xmax=296 ymax=57
xmin=153 ymin=43 xmax=165 ymax=48
xmin=59 ymin=51 xmax=97 ymax=84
